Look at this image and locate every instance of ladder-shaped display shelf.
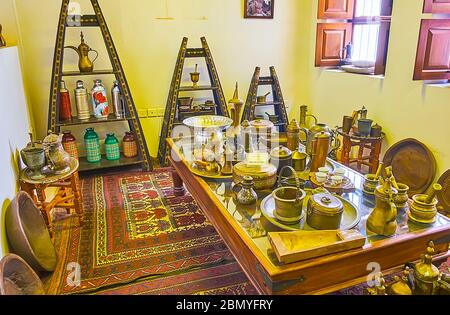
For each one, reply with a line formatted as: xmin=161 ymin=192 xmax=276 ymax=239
xmin=157 ymin=37 xmax=229 ymax=166
xmin=241 ymin=66 xmax=289 ymax=132
xmin=48 ymin=0 xmax=152 ymax=172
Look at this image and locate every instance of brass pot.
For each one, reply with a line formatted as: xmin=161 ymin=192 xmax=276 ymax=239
xmin=270 ymin=146 xmax=292 ymax=174
xmin=307 ymin=193 xmax=344 ymax=230
xmin=233 ymin=160 xmax=277 ymax=191
xmin=393 ymin=183 xmax=409 ymax=208
xmin=272 ymin=187 xmax=306 ymax=223
xmin=363 ymin=174 xmax=379 ymax=195
xmin=410 ymin=194 xmax=438 ymax=224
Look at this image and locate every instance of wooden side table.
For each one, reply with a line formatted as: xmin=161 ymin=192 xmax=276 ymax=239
xmin=337 ymin=127 xmax=384 ymax=174
xmin=19 ymin=158 xmax=83 ymax=235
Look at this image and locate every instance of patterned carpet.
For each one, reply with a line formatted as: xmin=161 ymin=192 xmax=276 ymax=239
xmin=45 ymin=169 xmax=256 ymax=295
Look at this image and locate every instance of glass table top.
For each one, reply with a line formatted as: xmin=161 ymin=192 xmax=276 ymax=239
xmin=173 ymin=137 xmax=450 ymax=267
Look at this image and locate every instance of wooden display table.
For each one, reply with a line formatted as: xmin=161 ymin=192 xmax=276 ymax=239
xmin=167 ymin=137 xmax=450 ymax=295
xmin=337 ymin=127 xmax=384 ymax=174
xmin=19 ymin=158 xmax=83 ymax=235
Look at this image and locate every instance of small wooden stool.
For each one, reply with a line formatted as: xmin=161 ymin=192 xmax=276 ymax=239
xmin=337 ymin=128 xmax=384 ymax=174
xmin=19 ymin=158 xmax=83 ymax=236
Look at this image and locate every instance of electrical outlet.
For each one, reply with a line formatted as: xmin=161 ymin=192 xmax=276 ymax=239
xmin=137 ymin=109 xmax=148 ymax=118
xmin=147 ymin=108 xmax=165 ymax=117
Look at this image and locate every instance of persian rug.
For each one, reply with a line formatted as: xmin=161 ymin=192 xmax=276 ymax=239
xmin=45 ymin=169 xmax=257 ymax=295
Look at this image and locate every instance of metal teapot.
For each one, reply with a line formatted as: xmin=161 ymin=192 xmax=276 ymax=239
xmin=42 ymin=131 xmax=71 ymax=175
xmin=64 ymin=32 xmax=98 ymax=73
xmin=299 ymin=123 xmax=339 ymax=156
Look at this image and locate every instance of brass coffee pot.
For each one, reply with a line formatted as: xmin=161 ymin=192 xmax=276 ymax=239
xmin=64 ymin=32 xmax=98 ymax=73
xmin=413 ymin=241 xmax=441 ymax=295
xmin=366 ymin=171 xmax=398 ymax=236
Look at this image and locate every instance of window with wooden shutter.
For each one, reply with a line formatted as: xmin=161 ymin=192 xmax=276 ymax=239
xmin=318 ymin=0 xmax=355 ymax=19
xmin=315 ymin=0 xmax=393 ymax=75
xmin=423 ymin=0 xmax=450 ymax=13
xmin=413 ymin=19 xmax=450 ymax=81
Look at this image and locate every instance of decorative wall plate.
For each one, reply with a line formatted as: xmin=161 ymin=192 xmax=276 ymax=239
xmin=437 ymin=169 xmax=450 ymax=215
xmin=383 ymin=138 xmax=436 ymax=197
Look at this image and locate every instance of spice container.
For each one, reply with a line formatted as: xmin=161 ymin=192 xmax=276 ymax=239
xmin=307 ymin=193 xmax=344 ymax=230
xmin=287 ymin=119 xmax=301 ymax=151
xmin=232 ymin=176 xmax=258 ymax=205
xmin=105 ymin=134 xmax=120 ymax=161
xmin=84 ymin=128 xmax=101 ymax=163
xmin=62 ymin=131 xmax=78 ymax=160
xmin=123 ymin=132 xmax=138 ymax=158
xmin=270 ymin=146 xmax=292 ymax=174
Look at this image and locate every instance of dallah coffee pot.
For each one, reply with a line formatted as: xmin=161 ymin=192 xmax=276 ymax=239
xmin=64 ymin=32 xmax=98 ymax=73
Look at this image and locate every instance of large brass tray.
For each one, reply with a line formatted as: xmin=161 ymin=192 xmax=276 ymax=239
xmin=260 ymin=189 xmax=360 ymax=232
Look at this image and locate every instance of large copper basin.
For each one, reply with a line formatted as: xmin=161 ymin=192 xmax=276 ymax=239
xmin=0 ymin=254 xmax=45 ymax=295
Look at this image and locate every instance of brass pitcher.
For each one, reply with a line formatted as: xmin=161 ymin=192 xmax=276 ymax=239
xmin=366 ymin=174 xmax=398 ymax=236
xmin=64 ymin=32 xmax=98 ymax=73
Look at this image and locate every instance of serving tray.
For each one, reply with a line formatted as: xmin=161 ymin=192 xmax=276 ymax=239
xmin=437 ymin=169 xmax=450 ymax=216
xmin=383 ymin=138 xmax=436 ymax=197
xmin=260 ymin=190 xmax=360 ymax=232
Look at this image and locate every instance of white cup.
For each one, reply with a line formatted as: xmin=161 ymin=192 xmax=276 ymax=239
xmin=334 ymin=168 xmax=345 ymax=177
xmin=318 ymin=167 xmax=329 ymax=174
xmin=316 ymin=172 xmax=328 ymax=183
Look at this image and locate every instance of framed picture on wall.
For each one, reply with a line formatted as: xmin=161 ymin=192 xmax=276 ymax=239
xmin=244 ymin=0 xmax=274 ymax=19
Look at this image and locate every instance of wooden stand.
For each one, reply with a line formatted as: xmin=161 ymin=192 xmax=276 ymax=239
xmin=241 ymin=66 xmax=289 ymax=132
xmin=20 ymin=160 xmax=83 ymax=237
xmin=338 ymin=127 xmax=383 ymax=174
xmin=48 ymin=0 xmax=152 ymax=172
xmin=157 ymin=37 xmax=229 ymax=166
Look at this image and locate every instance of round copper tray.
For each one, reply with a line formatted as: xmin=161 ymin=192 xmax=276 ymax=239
xmin=5 ymin=192 xmax=57 ymax=272
xmin=383 ymin=138 xmax=436 ymax=197
xmin=437 ymin=169 xmax=450 ymax=215
xmin=260 ymin=189 xmax=360 ymax=232
xmin=0 ymin=254 xmax=45 ymax=295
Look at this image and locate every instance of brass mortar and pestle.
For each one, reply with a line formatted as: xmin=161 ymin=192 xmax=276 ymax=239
xmin=363 ymin=162 xmax=383 ymax=196
xmin=384 ymin=166 xmax=410 ymax=209
xmin=409 ymin=183 xmax=443 ymax=224
xmin=190 ymin=64 xmax=200 ymax=87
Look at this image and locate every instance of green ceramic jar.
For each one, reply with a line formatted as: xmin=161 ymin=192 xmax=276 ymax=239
xmin=84 ymin=128 xmax=101 ymax=163
xmin=105 ymin=133 xmax=120 ymax=161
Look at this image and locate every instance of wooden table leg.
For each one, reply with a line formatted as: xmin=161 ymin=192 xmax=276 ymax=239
xmin=171 ymin=168 xmax=185 ymax=196
xmin=357 ymin=140 xmax=366 ymax=172
xmin=370 ymin=140 xmax=382 ymax=174
xmin=70 ymin=171 xmax=84 ymax=225
xmin=341 ymin=136 xmax=351 ymax=167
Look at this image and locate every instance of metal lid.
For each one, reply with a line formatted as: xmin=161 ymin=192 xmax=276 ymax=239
xmin=292 ymin=151 xmax=308 ymax=160
xmin=311 ymin=193 xmax=343 ymax=214
xmin=250 ymin=119 xmax=274 ymax=130
xmin=270 ymin=146 xmax=292 ymax=159
xmin=315 ymin=131 xmax=331 ymax=139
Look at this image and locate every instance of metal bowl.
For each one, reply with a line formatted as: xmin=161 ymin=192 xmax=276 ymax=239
xmin=0 ymin=254 xmax=45 ymax=295
xmin=5 ymin=192 xmax=57 ymax=272
xmin=183 ymin=115 xmax=233 ymax=130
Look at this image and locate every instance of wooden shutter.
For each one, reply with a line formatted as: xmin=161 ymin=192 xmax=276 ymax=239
xmin=315 ymin=23 xmax=353 ymax=67
xmin=318 ymin=0 xmax=355 ymax=19
xmin=423 ymin=0 xmax=450 ymax=13
xmin=413 ymin=19 xmax=450 ymax=80
xmin=374 ymin=21 xmax=391 ymax=75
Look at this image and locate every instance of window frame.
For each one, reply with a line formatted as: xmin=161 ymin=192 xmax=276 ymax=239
xmin=315 ymin=0 xmax=393 ymax=76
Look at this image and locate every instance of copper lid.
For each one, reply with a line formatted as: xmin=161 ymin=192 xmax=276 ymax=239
xmin=250 ymin=119 xmax=274 ymax=130
xmin=287 ymin=119 xmax=300 ymax=132
xmin=311 ymin=193 xmax=343 ymax=214
xmin=270 ymin=146 xmax=292 ymax=159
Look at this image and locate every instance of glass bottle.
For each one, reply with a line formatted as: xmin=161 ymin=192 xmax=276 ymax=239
xmin=91 ymin=79 xmax=109 ymax=119
xmin=62 ymin=130 xmax=78 ymax=160
xmin=84 ymin=128 xmax=101 ymax=163
xmin=123 ymin=132 xmax=138 ymax=158
xmin=105 ymin=133 xmax=120 ymax=161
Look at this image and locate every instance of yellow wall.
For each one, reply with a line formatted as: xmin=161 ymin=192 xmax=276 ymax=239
xmin=15 ymin=0 xmax=306 ymax=156
xmin=300 ymin=0 xmax=450 ymax=177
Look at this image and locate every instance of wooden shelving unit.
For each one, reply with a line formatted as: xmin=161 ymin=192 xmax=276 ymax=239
xmin=47 ymin=0 xmax=152 ymax=172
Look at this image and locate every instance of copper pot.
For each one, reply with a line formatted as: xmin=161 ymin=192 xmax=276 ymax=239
xmin=0 ymin=254 xmax=45 ymax=295
xmin=307 ymin=193 xmax=344 ymax=230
